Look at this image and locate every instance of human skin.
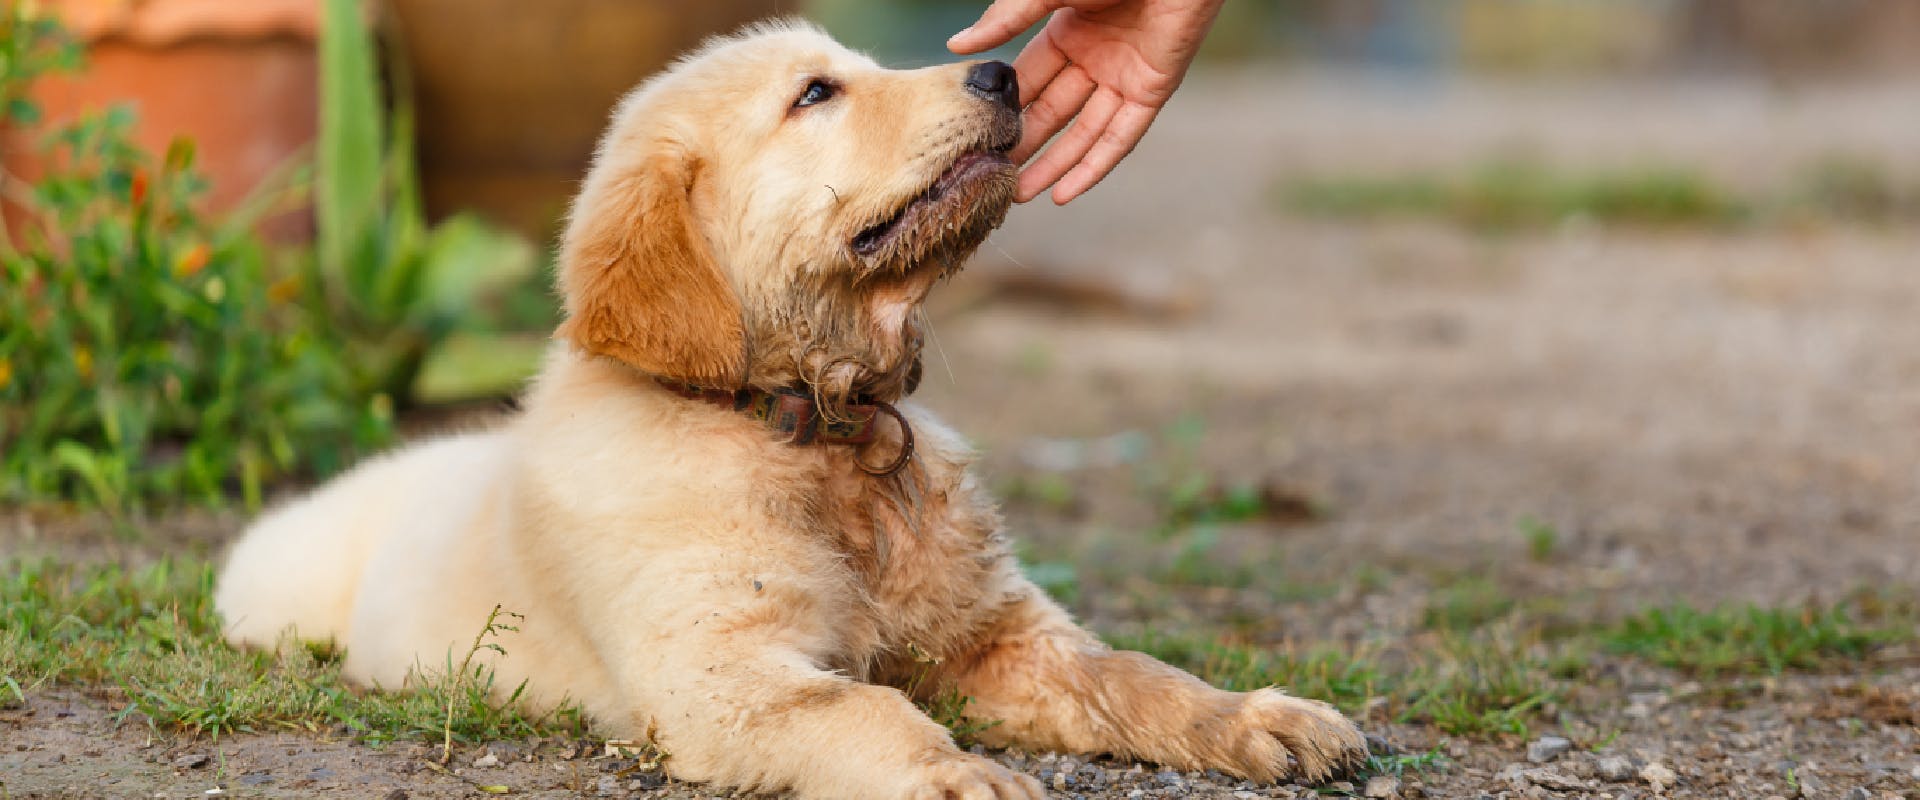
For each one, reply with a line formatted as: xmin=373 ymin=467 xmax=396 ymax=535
xmin=948 ymin=0 xmax=1227 ymax=204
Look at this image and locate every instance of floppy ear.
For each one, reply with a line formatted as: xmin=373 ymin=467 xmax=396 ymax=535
xmin=555 ymin=145 xmax=748 ymax=387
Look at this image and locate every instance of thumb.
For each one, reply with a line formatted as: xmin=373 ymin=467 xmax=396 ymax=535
xmin=949 ymin=0 xmax=1062 ymax=54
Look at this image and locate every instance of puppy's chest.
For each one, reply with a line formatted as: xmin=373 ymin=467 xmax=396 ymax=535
xmin=810 ymin=457 xmax=1013 ymax=670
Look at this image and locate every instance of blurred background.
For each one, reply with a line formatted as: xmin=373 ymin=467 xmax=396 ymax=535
xmin=7 ymin=0 xmax=1920 ymax=604
xmin=8 ymin=0 xmax=1916 ymax=588
xmin=4 ymin=1 xmax=1920 ymax=789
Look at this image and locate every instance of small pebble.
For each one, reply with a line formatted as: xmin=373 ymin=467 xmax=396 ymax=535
xmin=1526 ymin=736 xmax=1573 ymax=764
xmin=1364 ymin=775 xmax=1401 ymax=798
xmin=172 ymin=753 xmax=210 ymax=770
xmin=472 ymin=753 xmax=500 ymax=768
xmin=1595 ymin=755 xmax=1636 ymax=782
xmin=382 ymin=791 xmax=408 ymax=800
xmin=1639 ymin=762 xmax=1677 ymax=788
xmin=1843 ymin=789 xmax=1871 ymax=800
xmin=1795 ymin=770 xmax=1824 ymax=799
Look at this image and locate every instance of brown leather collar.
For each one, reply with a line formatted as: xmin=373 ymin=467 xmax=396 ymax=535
xmin=656 ymin=379 xmax=915 ymax=476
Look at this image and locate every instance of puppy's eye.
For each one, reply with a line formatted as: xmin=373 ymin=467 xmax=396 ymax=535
xmin=794 ymin=80 xmax=835 ymax=109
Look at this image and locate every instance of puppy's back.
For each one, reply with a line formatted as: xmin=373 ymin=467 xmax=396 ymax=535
xmin=215 ymin=432 xmax=509 ymax=652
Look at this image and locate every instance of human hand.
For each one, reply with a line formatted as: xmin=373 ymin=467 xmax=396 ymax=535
xmin=949 ymin=0 xmax=1226 ymax=204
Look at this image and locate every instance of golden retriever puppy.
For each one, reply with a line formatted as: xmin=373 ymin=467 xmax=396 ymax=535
xmin=216 ymin=21 xmax=1365 ymax=800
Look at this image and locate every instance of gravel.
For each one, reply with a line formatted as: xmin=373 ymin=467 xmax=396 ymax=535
xmin=1525 ymin=736 xmax=1573 ymax=764
xmin=1594 ymin=754 xmax=1637 ymax=782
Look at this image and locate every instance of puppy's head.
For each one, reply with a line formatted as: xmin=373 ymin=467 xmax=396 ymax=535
xmin=556 ymin=21 xmax=1019 ymax=403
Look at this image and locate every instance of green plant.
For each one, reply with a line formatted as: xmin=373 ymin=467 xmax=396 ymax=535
xmin=1021 ymin=560 xmax=1080 ymax=604
xmin=1158 ymin=525 xmax=1257 ymax=588
xmin=0 ymin=7 xmax=82 ymax=229
xmin=1403 ymin=635 xmax=1557 ymax=737
xmin=1788 ymin=155 xmax=1920 ymax=222
xmin=312 ymin=0 xmax=536 ymax=406
xmin=0 ymin=10 xmax=389 ymax=510
xmin=900 ymin=642 xmax=1002 ymax=746
xmin=1 ymin=558 xmax=585 ymax=744
xmin=1518 ymin=516 xmax=1559 ymax=562
xmin=439 ymin=605 xmax=522 ymax=763
xmin=1603 ymin=601 xmax=1905 ymax=678
xmin=1357 ymin=748 xmax=1448 ymax=781
xmin=1108 ymin=631 xmax=1385 ymax=714
xmin=1421 ymin=577 xmax=1517 ymax=631
xmin=1280 ymin=158 xmax=1749 ymax=229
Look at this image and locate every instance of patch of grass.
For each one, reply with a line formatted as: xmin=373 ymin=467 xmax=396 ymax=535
xmin=1280 ymin=159 xmax=1748 ymax=229
xmin=1601 ymin=600 xmax=1910 ymax=678
xmin=1113 ymin=628 xmax=1563 ymax=739
xmin=1518 ymin=516 xmax=1559 ymax=562
xmin=1156 ymin=526 xmax=1259 ymax=589
xmin=1787 ymin=155 xmax=1920 ymax=222
xmin=1403 ymin=635 xmax=1559 ymax=738
xmin=1356 ymin=747 xmax=1448 ymax=781
xmin=1021 ymin=560 xmax=1081 ymax=605
xmin=1421 ymin=576 xmax=1517 ymax=632
xmin=998 ymin=473 xmax=1080 ymax=515
xmin=1280 ymin=156 xmax=1920 ymax=231
xmin=1161 ymin=476 xmax=1278 ymax=530
xmin=0 ymin=559 xmax=585 ymax=744
xmin=901 ymin=643 xmax=1002 ymax=747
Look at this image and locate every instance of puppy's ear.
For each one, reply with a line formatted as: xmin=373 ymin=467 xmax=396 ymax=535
xmin=556 ymin=146 xmax=747 ymax=386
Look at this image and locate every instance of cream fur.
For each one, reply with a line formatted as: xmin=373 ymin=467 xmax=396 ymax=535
xmin=216 ymin=21 xmax=1365 ymax=800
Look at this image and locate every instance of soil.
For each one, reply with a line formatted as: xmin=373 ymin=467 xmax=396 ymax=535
xmin=5 ymin=70 xmax=1920 ymax=799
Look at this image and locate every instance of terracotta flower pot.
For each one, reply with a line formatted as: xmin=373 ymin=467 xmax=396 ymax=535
xmin=3 ymin=0 xmax=320 ymax=239
xmin=383 ymin=0 xmax=785 ymax=239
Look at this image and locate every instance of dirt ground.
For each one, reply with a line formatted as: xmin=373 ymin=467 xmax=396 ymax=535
xmin=6 ymin=70 xmax=1920 ymax=798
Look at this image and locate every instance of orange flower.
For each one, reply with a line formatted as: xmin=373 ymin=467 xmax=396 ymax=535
xmin=0 ymin=358 xmax=11 ymax=391
xmin=268 ymin=275 xmax=303 ymax=305
xmin=174 ymin=243 xmax=212 ymax=278
xmin=130 ymin=169 xmax=149 ymax=206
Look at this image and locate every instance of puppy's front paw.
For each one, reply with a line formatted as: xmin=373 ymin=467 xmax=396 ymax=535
xmin=1230 ymin=688 xmax=1368 ymax=783
xmin=905 ymin=754 xmax=1046 ymax=800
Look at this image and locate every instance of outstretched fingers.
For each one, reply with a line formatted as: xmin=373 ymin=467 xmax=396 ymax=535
xmin=948 ymin=0 xmax=1066 ymax=54
xmin=1008 ymin=15 xmax=1070 ymax=108
xmin=1047 ymin=100 xmax=1159 ymax=204
xmin=1018 ymin=85 xmax=1123 ymax=203
xmin=1010 ymin=61 xmax=1096 ymax=165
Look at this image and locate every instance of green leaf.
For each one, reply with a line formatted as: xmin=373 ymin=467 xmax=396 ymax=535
xmin=316 ymin=0 xmax=386 ymax=282
xmin=7 ymin=96 xmax=41 ymax=125
xmin=415 ymin=214 xmax=537 ymax=321
xmin=49 ymin=441 xmax=122 ymax=510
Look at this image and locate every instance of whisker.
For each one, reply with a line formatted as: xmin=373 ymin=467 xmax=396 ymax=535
xmin=919 ymin=305 xmax=957 ymax=388
xmin=990 ymin=242 xmax=1032 ymax=271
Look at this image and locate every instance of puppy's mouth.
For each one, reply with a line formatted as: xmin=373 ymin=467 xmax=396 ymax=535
xmin=849 ymin=132 xmax=1018 ymax=270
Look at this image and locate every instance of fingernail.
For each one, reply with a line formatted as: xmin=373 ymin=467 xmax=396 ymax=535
xmin=947 ymin=26 xmax=973 ymax=47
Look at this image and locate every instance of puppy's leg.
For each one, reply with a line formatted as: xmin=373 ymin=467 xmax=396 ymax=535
xmin=947 ymin=583 xmax=1367 ymax=783
xmin=619 ymin=623 xmax=1044 ymax=800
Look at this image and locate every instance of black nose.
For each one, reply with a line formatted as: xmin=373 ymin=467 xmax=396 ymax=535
xmin=965 ymin=61 xmax=1019 ymax=111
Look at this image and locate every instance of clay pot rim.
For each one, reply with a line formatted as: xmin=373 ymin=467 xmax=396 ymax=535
xmin=36 ymin=0 xmax=321 ymax=45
